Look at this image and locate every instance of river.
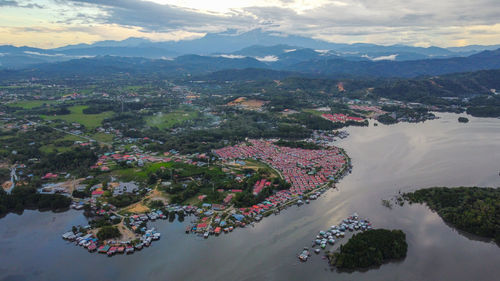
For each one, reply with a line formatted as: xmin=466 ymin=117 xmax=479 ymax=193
xmin=1 ymin=113 xmax=499 ymax=281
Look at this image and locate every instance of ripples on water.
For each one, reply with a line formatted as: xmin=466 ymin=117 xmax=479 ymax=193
xmin=0 ymin=113 xmax=499 ymax=281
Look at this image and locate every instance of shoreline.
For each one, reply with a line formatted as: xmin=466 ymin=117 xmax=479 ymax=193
xmin=59 ymin=138 xmax=353 ymax=256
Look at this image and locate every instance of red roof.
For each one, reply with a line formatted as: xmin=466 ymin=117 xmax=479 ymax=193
xmin=92 ymin=190 xmax=104 ymax=196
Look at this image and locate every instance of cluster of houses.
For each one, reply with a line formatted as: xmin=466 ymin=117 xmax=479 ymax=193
xmin=321 ymin=113 xmax=365 ymax=123
xmin=214 ymin=139 xmax=347 ymax=193
xmin=62 ymin=226 xmax=160 ymax=257
xmin=91 ymin=152 xmax=177 ymax=171
xmin=253 ymin=179 xmax=271 ymax=195
xmin=239 ymin=189 xmax=295 ymax=217
xmin=1 ymin=118 xmax=36 ymax=131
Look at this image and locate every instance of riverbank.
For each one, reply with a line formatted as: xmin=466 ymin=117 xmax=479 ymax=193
xmin=1 ymin=113 xmax=500 ymax=281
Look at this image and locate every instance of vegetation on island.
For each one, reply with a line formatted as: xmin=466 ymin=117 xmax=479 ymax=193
xmin=376 ymin=114 xmax=398 ymax=125
xmin=96 ymin=225 xmax=121 ymax=240
xmin=404 ymin=187 xmax=500 ymax=245
xmin=329 ymin=229 xmax=408 ymax=269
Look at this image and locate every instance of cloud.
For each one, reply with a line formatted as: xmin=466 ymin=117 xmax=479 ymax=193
xmin=23 ymin=51 xmax=65 ymax=57
xmin=0 ymin=0 xmax=42 ymax=8
xmin=60 ymin=0 xmax=255 ymax=32
xmin=2 ymin=0 xmax=500 ymax=47
xmin=255 ymin=55 xmax=278 ymax=62
xmin=216 ymin=54 xmax=246 ymax=59
xmin=362 ymin=54 xmax=399 ymax=61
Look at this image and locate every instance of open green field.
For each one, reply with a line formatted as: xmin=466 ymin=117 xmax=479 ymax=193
xmin=146 ymin=110 xmax=198 ymax=129
xmin=91 ymin=132 xmax=114 ymax=143
xmin=235 ymin=159 xmax=281 ymax=178
xmin=8 ymin=100 xmax=58 ymax=109
xmin=43 ymin=105 xmax=113 ymax=129
xmin=112 ymin=168 xmax=149 ymax=182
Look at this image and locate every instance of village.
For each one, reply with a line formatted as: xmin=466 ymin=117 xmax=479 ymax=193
xmin=0 ymin=79 xmax=441 ymax=259
xmin=50 ymin=136 xmax=352 ymax=257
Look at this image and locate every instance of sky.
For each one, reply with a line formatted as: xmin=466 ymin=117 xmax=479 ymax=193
xmin=1 ymin=0 xmax=500 ymax=48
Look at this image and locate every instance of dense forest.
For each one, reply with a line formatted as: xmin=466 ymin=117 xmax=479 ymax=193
xmin=329 ymin=229 xmax=408 ymax=269
xmin=404 ymin=187 xmax=500 ymax=245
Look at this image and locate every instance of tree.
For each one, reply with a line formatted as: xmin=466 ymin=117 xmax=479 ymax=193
xmin=97 ymin=226 xmax=121 ymax=240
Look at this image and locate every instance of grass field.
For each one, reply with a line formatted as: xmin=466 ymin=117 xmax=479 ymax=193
xmin=43 ymin=105 xmax=113 ymax=129
xmin=8 ymin=100 xmax=58 ymax=109
xmin=91 ymin=132 xmax=114 ymax=143
xmin=236 ymin=159 xmax=281 ymax=178
xmin=113 ymin=168 xmax=149 ymax=182
xmin=146 ymin=110 xmax=198 ymax=129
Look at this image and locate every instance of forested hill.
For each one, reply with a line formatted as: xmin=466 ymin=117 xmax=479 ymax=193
xmin=1 ymin=48 xmax=500 ymax=81
xmin=198 ymin=69 xmax=500 ymax=104
xmin=288 ymin=49 xmax=500 ymax=78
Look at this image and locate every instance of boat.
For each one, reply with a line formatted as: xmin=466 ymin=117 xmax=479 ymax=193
xmin=305 ymin=199 xmax=310 ymax=204
xmin=135 ymin=243 xmax=143 ymax=250
xmin=314 ymin=248 xmax=320 ymax=254
xmin=185 ymin=226 xmax=191 ymax=233
xmin=152 ymin=233 xmax=161 ymax=240
xmin=204 ymin=232 xmax=209 ymax=238
xmin=298 ymin=248 xmax=310 ymax=261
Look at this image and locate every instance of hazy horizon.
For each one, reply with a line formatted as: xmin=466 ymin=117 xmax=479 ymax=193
xmin=1 ymin=0 xmax=500 ymax=48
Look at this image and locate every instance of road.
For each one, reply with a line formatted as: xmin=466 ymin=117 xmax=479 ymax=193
xmin=7 ymin=166 xmax=17 ymax=193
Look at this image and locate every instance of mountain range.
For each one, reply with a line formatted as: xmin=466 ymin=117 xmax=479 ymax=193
xmin=1 ymin=47 xmax=500 ymax=81
xmin=1 ymin=29 xmax=500 ymax=81
xmin=2 ymin=29 xmax=500 ymax=70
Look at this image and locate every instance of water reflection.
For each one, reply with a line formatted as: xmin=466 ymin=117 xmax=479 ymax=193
xmin=0 ymin=113 xmax=499 ymax=281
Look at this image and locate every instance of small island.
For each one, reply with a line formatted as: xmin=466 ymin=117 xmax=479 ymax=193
xmin=404 ymin=187 xmax=500 ymax=245
xmin=458 ymin=117 xmax=469 ymax=123
xmin=328 ymin=229 xmax=408 ymax=269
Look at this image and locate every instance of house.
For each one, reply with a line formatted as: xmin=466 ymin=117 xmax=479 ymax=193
xmin=92 ymin=188 xmax=104 ymax=198
xmin=42 ymin=173 xmax=58 ymax=180
xmin=112 ymin=182 xmax=138 ymax=196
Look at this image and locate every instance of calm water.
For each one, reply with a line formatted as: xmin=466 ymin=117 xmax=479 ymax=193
xmin=1 ymin=113 xmax=499 ymax=281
